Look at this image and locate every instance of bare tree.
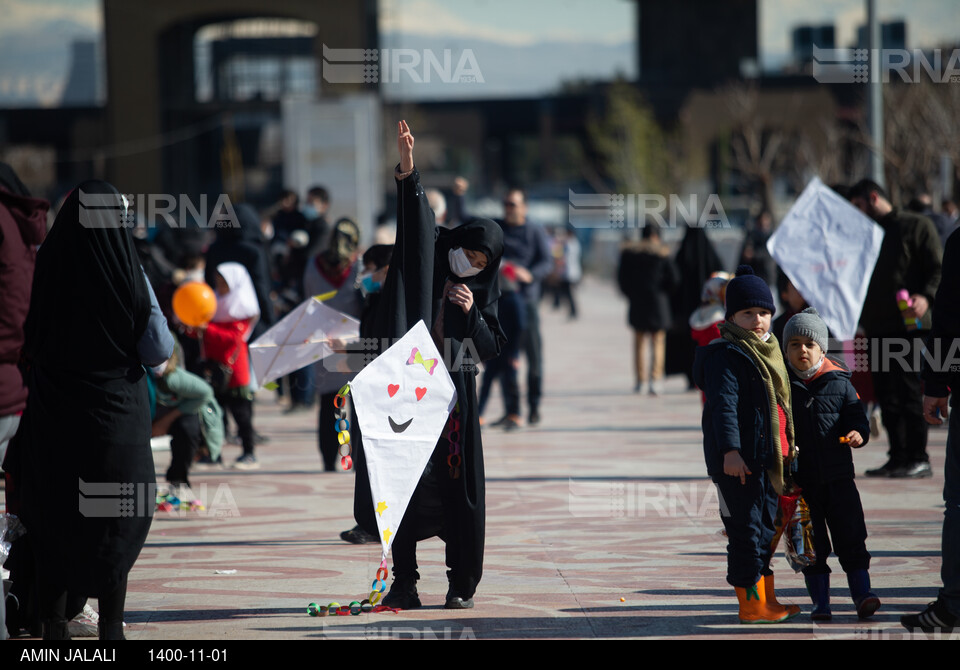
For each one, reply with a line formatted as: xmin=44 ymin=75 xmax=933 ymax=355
xmin=882 ymin=81 xmax=960 ymax=204
xmin=718 ymin=83 xmax=785 ymax=214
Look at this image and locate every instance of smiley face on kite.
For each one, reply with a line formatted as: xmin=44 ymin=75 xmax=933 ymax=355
xmin=385 ymin=348 xmax=437 ymax=433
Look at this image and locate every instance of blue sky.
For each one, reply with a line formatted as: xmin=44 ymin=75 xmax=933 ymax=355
xmin=1 ymin=0 xmax=958 ymax=105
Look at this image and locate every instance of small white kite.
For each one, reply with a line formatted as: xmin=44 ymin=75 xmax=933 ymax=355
xmin=248 ymin=295 xmax=359 ymax=389
xmin=767 ymin=177 xmax=885 ymax=342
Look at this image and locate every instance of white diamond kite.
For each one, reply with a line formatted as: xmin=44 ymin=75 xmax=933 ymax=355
xmin=767 ymin=177 xmax=885 ymax=342
xmin=248 ymin=295 xmax=359 ymax=390
xmin=348 ymin=320 xmax=457 ymax=566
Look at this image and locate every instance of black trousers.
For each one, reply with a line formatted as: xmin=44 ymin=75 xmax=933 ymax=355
xmin=318 ymin=391 xmax=338 ymax=471
xmin=870 ymin=332 xmax=929 ymax=465
xmin=521 ymin=301 xmax=543 ymax=415
xmin=800 ymin=478 xmax=871 ymax=576
xmin=166 ymin=414 xmax=201 ymax=486
xmin=714 ymin=470 xmax=779 ymax=588
xmin=220 ymin=394 xmax=254 ymax=457
xmin=390 ymin=459 xmax=478 ymax=598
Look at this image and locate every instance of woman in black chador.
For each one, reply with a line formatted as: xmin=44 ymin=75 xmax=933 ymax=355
xmin=4 ymin=181 xmax=173 ymax=639
xmin=354 ymin=121 xmax=504 ymax=609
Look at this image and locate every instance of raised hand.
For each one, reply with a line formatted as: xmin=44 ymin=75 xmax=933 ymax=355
xmin=398 ymin=120 xmax=415 ymax=173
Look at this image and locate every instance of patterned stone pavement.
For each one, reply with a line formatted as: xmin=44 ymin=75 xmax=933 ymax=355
xmin=4 ymin=277 xmax=952 ymax=641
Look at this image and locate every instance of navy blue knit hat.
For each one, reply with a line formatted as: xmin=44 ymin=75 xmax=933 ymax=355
xmin=724 ymin=265 xmax=776 ymax=319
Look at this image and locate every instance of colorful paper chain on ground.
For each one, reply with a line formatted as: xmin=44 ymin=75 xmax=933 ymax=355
xmin=156 ymin=491 xmax=205 ymax=512
xmin=333 ymin=383 xmax=352 ymax=470
xmin=307 ymin=563 xmax=398 ymax=616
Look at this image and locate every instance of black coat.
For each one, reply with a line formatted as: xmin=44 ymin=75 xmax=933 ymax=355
xmin=7 ymin=181 xmax=161 ymax=597
xmin=693 ymin=339 xmax=778 ymax=479
xmin=923 ymin=230 xmax=960 ymax=405
xmin=354 ymin=166 xmax=504 ymax=592
xmin=860 ymin=208 xmax=941 ymax=336
xmin=618 ymin=240 xmax=679 ymax=332
xmin=790 ymin=359 xmax=870 ymax=486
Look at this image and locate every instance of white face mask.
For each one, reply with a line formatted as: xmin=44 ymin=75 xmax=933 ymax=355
xmin=448 ymin=248 xmax=482 ymax=278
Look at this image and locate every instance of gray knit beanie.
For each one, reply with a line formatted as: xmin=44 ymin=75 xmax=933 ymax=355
xmin=782 ymin=307 xmax=828 ymax=353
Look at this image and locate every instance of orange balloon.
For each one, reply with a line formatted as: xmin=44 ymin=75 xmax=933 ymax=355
xmin=172 ymin=282 xmax=217 ymax=327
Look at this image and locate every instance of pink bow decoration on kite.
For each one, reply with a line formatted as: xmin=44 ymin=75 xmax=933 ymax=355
xmin=406 ymin=348 xmax=438 ymax=375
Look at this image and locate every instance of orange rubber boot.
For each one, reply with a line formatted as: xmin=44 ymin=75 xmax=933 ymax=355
xmin=735 ymin=579 xmax=797 ymax=624
xmin=762 ymin=573 xmax=801 ymax=618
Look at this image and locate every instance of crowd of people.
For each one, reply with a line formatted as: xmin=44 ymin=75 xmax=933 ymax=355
xmin=2 ymin=134 xmax=959 ymax=638
xmin=0 ymin=120 xmax=580 ymax=637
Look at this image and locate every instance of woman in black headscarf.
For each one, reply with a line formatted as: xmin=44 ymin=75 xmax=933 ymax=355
xmin=354 ymin=121 xmax=504 ymax=609
xmin=5 ymin=181 xmax=172 ymax=639
xmin=669 ymin=226 xmax=724 ymax=387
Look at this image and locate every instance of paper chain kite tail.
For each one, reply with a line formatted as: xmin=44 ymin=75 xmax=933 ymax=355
xmin=307 ymin=321 xmax=457 ymax=616
xmin=333 ymin=383 xmax=353 ymax=471
xmin=306 ymin=383 xmax=396 ymax=616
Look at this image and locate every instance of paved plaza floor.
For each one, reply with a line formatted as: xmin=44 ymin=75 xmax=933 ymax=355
xmin=3 ymin=277 xmax=952 ymax=642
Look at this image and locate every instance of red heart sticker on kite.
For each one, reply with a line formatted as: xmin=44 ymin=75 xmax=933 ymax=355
xmin=415 ymin=387 xmax=427 ymax=401
xmin=388 ymin=384 xmax=399 ymax=397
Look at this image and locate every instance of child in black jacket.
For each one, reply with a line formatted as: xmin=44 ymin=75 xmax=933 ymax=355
xmin=784 ymin=308 xmax=879 ymax=620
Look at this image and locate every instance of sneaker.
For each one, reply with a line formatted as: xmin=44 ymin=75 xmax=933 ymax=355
xmin=890 ymin=461 xmax=933 ymax=478
xmin=528 ymin=410 xmax=541 ymax=426
xmin=490 ymin=415 xmax=510 ymax=427
xmin=67 ymin=604 xmax=99 ymax=638
xmin=233 ymin=454 xmax=260 ymax=470
xmin=340 ymin=525 xmax=378 ymax=545
xmin=901 ymin=599 xmax=959 ymax=633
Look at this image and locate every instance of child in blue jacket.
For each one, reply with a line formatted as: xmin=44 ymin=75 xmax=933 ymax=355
xmin=784 ymin=307 xmax=878 ymax=620
xmin=693 ymin=265 xmax=801 ymax=623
